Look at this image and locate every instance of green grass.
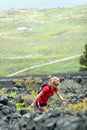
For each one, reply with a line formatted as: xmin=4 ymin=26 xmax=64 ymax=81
xmin=0 ymin=5 xmax=87 ymax=77
xmin=19 ymin=57 xmax=80 ymax=75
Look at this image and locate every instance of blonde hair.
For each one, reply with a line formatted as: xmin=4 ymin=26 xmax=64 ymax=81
xmin=49 ymin=76 xmax=60 ymax=84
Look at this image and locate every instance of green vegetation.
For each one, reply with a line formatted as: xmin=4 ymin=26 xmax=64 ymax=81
xmin=0 ymin=5 xmax=87 ymax=77
xmin=79 ymin=43 xmax=87 ymax=71
xmin=68 ymin=98 xmax=87 ymax=112
xmin=0 ymin=88 xmax=7 ymax=94
xmin=9 ymin=91 xmax=16 ymax=98
xmin=16 ymin=102 xmax=25 ymax=111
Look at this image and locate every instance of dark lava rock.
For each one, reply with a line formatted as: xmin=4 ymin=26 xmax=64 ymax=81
xmin=0 ymin=94 xmax=8 ymax=105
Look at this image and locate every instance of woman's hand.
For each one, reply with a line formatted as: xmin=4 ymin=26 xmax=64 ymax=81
xmin=31 ymin=103 xmax=35 ymax=108
xmin=62 ymin=101 xmax=66 ymax=105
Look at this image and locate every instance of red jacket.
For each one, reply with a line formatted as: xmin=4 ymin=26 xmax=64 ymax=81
xmin=37 ymin=86 xmax=58 ymax=104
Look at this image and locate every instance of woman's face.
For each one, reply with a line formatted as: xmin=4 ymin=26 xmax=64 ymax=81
xmin=53 ymin=83 xmax=59 ymax=88
xmin=50 ymin=80 xmax=59 ymax=88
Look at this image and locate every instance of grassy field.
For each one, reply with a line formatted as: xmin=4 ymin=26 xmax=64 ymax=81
xmin=0 ymin=5 xmax=87 ymax=77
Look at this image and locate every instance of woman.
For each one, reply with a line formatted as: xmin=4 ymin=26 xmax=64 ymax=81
xmin=31 ymin=77 xmax=66 ymax=111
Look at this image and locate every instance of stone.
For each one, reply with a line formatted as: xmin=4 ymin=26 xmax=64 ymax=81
xmin=0 ymin=94 xmax=8 ymax=105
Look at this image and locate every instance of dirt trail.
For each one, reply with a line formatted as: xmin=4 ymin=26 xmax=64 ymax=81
xmin=7 ymin=55 xmax=80 ymax=77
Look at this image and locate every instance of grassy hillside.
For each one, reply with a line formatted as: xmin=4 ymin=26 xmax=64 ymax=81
xmin=0 ymin=5 xmax=87 ymax=77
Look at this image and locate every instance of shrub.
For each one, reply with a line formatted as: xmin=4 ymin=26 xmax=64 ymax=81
xmin=79 ymin=44 xmax=87 ymax=71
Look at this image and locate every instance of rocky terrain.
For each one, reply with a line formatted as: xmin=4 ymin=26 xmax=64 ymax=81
xmin=0 ymin=71 xmax=87 ymax=130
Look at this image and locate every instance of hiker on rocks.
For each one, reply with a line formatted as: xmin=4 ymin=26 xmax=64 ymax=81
xmin=31 ymin=77 xmax=66 ymax=111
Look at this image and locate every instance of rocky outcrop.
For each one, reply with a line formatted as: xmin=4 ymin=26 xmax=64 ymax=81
xmin=0 ymin=104 xmax=87 ymax=130
xmin=0 ymin=71 xmax=87 ymax=130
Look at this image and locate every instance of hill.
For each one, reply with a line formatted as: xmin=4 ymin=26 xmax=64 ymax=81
xmin=0 ymin=5 xmax=87 ymax=77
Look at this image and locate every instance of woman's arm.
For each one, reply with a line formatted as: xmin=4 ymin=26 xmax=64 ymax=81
xmin=56 ymin=91 xmax=66 ymax=105
xmin=31 ymin=91 xmax=43 ymax=107
xmin=56 ymin=91 xmax=64 ymax=101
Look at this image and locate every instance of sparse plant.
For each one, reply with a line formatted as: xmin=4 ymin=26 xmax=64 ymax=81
xmin=26 ymin=84 xmax=36 ymax=94
xmin=34 ymin=77 xmax=42 ymax=84
xmin=21 ymin=94 xmax=35 ymax=106
xmin=25 ymin=77 xmax=42 ymax=94
xmin=13 ymin=79 xmax=25 ymax=84
xmin=68 ymin=98 xmax=87 ymax=112
xmin=25 ymin=77 xmax=34 ymax=84
xmin=0 ymin=88 xmax=7 ymax=94
xmin=28 ymin=107 xmax=34 ymax=113
xmin=16 ymin=102 xmax=25 ymax=111
xmin=31 ymin=90 xmax=38 ymax=95
xmin=9 ymin=91 xmax=16 ymax=98
xmin=82 ymin=98 xmax=87 ymax=110
xmin=54 ymin=107 xmax=62 ymax=112
xmin=52 ymin=95 xmax=61 ymax=103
